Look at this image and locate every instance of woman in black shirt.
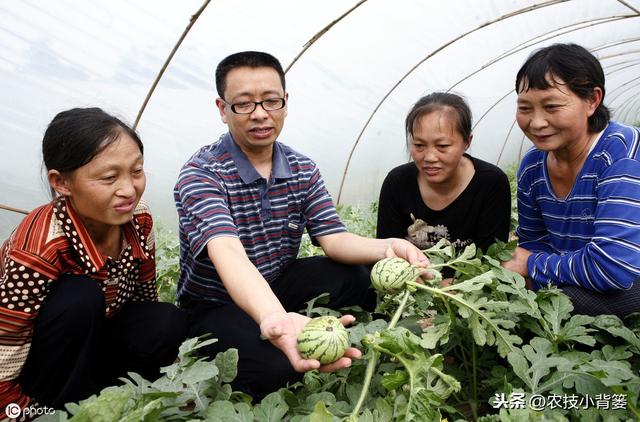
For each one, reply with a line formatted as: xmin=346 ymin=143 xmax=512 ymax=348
xmin=377 ymin=92 xmax=511 ymax=254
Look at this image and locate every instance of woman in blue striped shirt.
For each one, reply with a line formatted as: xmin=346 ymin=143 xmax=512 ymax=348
xmin=502 ymin=43 xmax=640 ymax=317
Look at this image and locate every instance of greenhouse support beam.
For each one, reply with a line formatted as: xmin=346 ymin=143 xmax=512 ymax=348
xmin=284 ymin=0 xmax=368 ymax=74
xmin=335 ymin=0 xmax=569 ymax=204
xmin=133 ymin=0 xmax=211 ymax=130
xmin=0 ymin=203 xmax=29 ymax=215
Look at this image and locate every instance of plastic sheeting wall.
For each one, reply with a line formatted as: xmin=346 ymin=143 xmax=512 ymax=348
xmin=1 ymin=0 xmax=639 ymax=237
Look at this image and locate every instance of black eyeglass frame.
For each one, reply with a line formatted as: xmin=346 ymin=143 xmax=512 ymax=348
xmin=221 ymin=98 xmax=286 ymax=115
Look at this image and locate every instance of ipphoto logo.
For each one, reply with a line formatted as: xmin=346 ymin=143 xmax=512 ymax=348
xmin=5 ymin=402 xmax=56 ymax=419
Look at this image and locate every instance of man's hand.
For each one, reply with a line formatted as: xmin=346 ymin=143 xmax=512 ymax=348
xmin=385 ymin=238 xmax=430 ymax=268
xmin=501 ymin=246 xmax=532 ymax=278
xmin=259 ymin=312 xmax=361 ymax=373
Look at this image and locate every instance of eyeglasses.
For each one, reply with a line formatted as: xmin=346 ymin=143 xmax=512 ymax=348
xmin=222 ymin=98 xmax=286 ymax=114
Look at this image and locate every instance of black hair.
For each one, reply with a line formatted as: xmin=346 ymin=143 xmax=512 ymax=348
xmin=405 ymin=92 xmax=473 ymax=145
xmin=42 ymin=107 xmax=143 ymax=196
xmin=215 ymin=51 xmax=286 ymax=99
xmin=515 ymin=43 xmax=610 ymax=132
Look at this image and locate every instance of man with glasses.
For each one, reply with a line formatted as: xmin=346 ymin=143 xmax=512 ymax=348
xmin=174 ymin=51 xmax=428 ymax=399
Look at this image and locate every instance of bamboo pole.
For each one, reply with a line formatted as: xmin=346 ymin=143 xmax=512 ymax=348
xmin=615 ymin=85 xmax=640 ymax=122
xmin=447 ymin=15 xmax=636 ymax=93
xmin=133 ymin=0 xmax=211 ymax=130
xmin=0 ymin=204 xmax=29 ymax=215
xmin=518 ymin=134 xmax=528 ymax=162
xmin=1 ymin=1 xmax=213 ymax=217
xmin=284 ymin=0 xmax=368 ymax=74
xmin=335 ymin=0 xmax=570 ymax=203
xmin=607 ymin=75 xmax=640 ymax=100
xmin=451 ymin=41 xmax=640 ymax=167
xmin=616 ymin=0 xmax=640 ymax=14
xmin=606 ymin=59 xmax=640 ymax=75
xmin=496 ymin=119 xmax=519 ymax=167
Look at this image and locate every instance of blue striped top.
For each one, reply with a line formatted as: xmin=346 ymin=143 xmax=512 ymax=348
xmin=516 ymin=121 xmax=640 ymax=292
xmin=174 ymin=133 xmax=346 ymax=304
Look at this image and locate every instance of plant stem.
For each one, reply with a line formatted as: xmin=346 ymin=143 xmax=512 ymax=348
xmin=470 ymin=340 xmax=479 ymax=421
xmin=406 ymin=281 xmax=517 ymax=356
xmin=389 ymin=290 xmax=411 ymax=329
xmin=627 ymin=398 xmax=640 ymax=419
xmin=349 ymin=350 xmax=378 ymax=419
xmin=428 ymin=263 xmax=475 ymax=277
xmin=349 ymin=290 xmax=411 ymax=419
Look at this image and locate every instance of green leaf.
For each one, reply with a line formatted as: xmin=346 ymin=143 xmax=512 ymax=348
xmin=378 ymin=327 xmax=423 ymax=355
xmin=598 ymin=344 xmax=633 ymax=361
xmin=304 ymin=392 xmax=336 ymax=410
xmin=214 ymin=348 xmax=239 ymax=383
xmin=508 ymin=337 xmax=572 ymax=392
xmin=207 ymin=383 xmax=234 ymax=402
xmin=545 ymin=371 xmax=604 ymax=396
xmin=254 ymin=392 xmax=289 ymax=422
xmin=308 ymin=401 xmax=333 ymax=422
xmin=67 ymin=387 xmax=133 ymax=421
xmin=593 ymin=315 xmax=640 ymax=354
xmin=348 ymin=319 xmax=388 ymax=347
xmin=181 ymin=359 xmax=219 ymax=385
xmin=486 ymin=238 xmax=518 ymax=262
xmin=507 ymin=351 xmax=531 ymax=388
xmin=380 ymin=370 xmax=408 ymax=391
xmin=206 ymin=401 xmax=254 ymax=422
xmin=372 ymin=398 xmax=393 ymax=421
xmin=494 ymin=268 xmax=540 ymax=318
xmin=420 ymin=317 xmax=451 ymax=349
xmin=304 ymin=292 xmax=332 ymax=317
xmin=443 ymin=271 xmax=494 ymax=293
xmin=178 ymin=336 xmax=219 ymax=360
xmin=539 ymin=291 xmax=573 ymax=335
xmin=557 ymin=314 xmax=596 ymax=346
xmin=118 ymin=398 xmax=164 ymax=422
xmin=580 ymin=359 xmax=637 ymax=386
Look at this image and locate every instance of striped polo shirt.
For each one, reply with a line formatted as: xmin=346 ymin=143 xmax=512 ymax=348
xmin=174 ymin=133 xmax=346 ymax=304
xmin=516 ymin=121 xmax=640 ymax=292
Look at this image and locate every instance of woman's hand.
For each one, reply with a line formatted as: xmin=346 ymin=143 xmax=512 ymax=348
xmin=501 ymin=246 xmax=532 ymax=278
xmin=259 ymin=312 xmax=361 ymax=373
xmin=385 ymin=238 xmax=430 ymax=268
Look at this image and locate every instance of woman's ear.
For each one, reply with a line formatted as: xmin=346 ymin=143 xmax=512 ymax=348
xmin=588 ymin=87 xmax=604 ymax=116
xmin=48 ymin=170 xmax=71 ymax=197
xmin=465 ymin=134 xmax=473 ymax=151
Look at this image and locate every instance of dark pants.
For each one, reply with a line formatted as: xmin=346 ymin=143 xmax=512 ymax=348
xmin=562 ymin=280 xmax=640 ymax=318
xmin=18 ymin=274 xmax=189 ymax=409
xmin=183 ymin=256 xmax=373 ymax=399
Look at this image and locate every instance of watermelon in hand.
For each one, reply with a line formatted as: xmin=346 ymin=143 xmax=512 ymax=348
xmin=370 ymin=257 xmax=421 ymax=292
xmin=297 ymin=316 xmax=349 ymax=364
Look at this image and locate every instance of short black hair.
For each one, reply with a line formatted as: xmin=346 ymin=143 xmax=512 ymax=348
xmin=215 ymin=51 xmax=286 ymax=99
xmin=405 ymin=92 xmax=473 ymax=146
xmin=42 ymin=107 xmax=143 ymax=196
xmin=515 ymin=43 xmax=610 ymax=132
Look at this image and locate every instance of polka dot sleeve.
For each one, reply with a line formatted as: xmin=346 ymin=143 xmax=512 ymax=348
xmin=0 ymin=255 xmax=56 ymax=413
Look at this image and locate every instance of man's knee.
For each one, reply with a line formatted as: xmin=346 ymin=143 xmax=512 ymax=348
xmin=152 ymin=302 xmax=190 ymax=356
xmin=234 ymin=348 xmax=301 ymax=399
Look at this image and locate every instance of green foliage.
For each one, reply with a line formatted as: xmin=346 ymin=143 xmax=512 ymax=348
xmin=298 ymin=203 xmax=378 ymax=258
xmin=505 ymin=162 xmax=519 ymax=233
xmin=49 ymin=337 xmax=248 ymax=421
xmin=155 ymin=222 xmax=180 ymax=304
xmin=79 ymin=204 xmax=640 ymax=421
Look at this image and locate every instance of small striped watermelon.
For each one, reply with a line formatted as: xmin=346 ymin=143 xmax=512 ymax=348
xmin=370 ymin=257 xmax=420 ymax=292
xmin=297 ymin=316 xmax=349 ymax=364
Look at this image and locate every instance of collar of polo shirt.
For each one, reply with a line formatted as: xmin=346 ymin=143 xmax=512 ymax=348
xmin=223 ymin=132 xmax=293 ymax=184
